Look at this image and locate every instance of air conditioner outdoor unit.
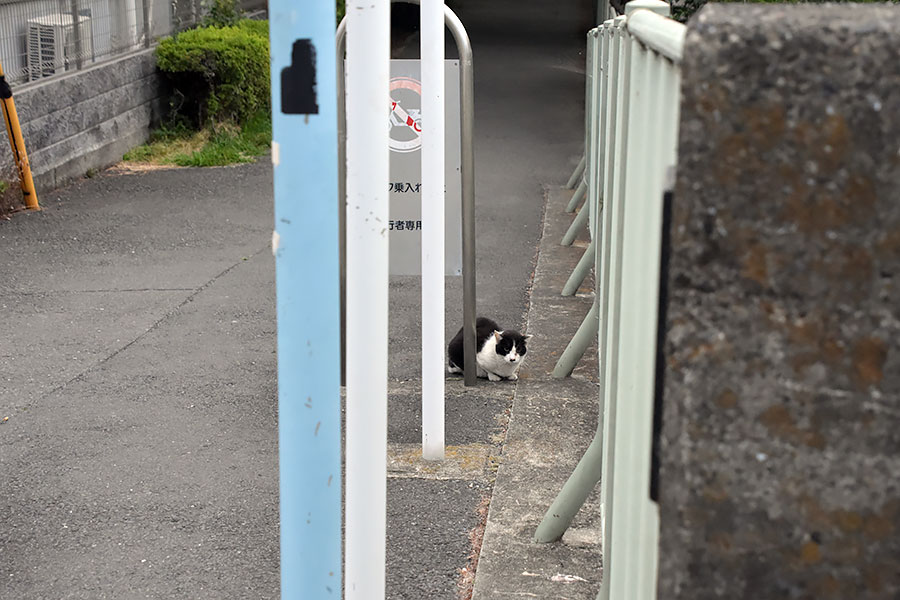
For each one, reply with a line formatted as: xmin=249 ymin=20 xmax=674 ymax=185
xmin=27 ymin=14 xmax=94 ymax=82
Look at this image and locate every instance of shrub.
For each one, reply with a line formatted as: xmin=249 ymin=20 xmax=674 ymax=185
xmin=203 ymin=0 xmax=241 ymax=28
xmin=235 ymin=19 xmax=269 ymax=39
xmin=156 ymin=20 xmax=270 ymax=126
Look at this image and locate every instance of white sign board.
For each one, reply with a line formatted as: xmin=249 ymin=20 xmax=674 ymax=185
xmin=388 ymin=59 xmax=462 ymax=276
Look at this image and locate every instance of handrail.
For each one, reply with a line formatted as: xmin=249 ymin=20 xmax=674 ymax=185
xmin=538 ymin=3 xmax=689 ymax=597
xmin=627 ymin=9 xmax=686 ymax=63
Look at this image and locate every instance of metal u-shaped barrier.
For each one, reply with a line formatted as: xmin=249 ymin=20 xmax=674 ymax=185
xmin=336 ymin=0 xmax=478 ymax=386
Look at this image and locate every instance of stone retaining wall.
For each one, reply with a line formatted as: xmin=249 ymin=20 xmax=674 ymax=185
xmin=2 ymin=48 xmax=165 ymax=192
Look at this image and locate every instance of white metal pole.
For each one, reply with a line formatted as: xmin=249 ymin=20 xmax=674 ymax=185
xmin=421 ymin=0 xmax=446 ymax=460
xmin=345 ymin=0 xmax=390 ymax=597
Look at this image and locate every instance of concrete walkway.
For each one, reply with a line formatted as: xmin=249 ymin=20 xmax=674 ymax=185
xmin=471 ymin=187 xmax=602 ymax=599
xmin=0 ymin=2 xmax=603 ymax=598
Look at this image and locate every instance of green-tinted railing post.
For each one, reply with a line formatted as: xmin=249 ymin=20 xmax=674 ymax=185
xmin=561 ymin=200 xmax=590 ymax=246
xmin=537 ymin=8 xmax=687 ymax=600
xmin=565 ymin=179 xmax=588 ymax=213
xmin=565 ymin=154 xmax=586 ymax=190
xmin=552 ymin=300 xmax=600 ymax=378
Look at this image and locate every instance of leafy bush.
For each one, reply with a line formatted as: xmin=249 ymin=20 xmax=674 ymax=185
xmin=203 ymin=0 xmax=241 ymax=27
xmin=156 ymin=20 xmax=270 ymax=126
xmin=235 ymin=19 xmax=269 ymax=39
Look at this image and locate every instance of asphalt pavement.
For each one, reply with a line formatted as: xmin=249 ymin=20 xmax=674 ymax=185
xmin=0 ymin=2 xmax=599 ymax=598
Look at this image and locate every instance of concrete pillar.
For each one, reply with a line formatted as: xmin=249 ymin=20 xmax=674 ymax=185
xmin=659 ymin=5 xmax=900 ymax=598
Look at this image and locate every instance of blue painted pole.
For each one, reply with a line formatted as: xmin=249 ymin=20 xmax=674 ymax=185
xmin=268 ymin=2 xmax=341 ymax=598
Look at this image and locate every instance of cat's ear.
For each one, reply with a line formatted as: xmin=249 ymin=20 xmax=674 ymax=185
xmin=524 ymin=334 xmax=533 ymax=341
xmin=493 ymin=331 xmax=502 ymax=342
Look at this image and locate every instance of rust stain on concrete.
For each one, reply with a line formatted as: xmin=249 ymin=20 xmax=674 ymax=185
xmin=745 ymin=105 xmax=786 ymax=150
xmin=786 ymin=318 xmax=820 ymax=346
xmin=863 ymin=567 xmax=886 ymax=594
xmin=759 ymin=405 xmax=794 ymax=434
xmin=714 ymin=389 xmax=738 ymax=409
xmin=785 ymin=189 xmax=852 ymax=233
xmin=863 ymin=512 xmax=894 ymax=541
xmin=876 ymin=228 xmax=900 ymax=257
xmin=821 ymin=338 xmax=845 ymax=365
xmin=812 ymin=574 xmax=842 ymax=597
xmin=794 ymin=113 xmax=852 ymax=171
xmin=707 ymin=531 xmax=733 ymax=552
xmin=834 ymin=509 xmax=863 ymax=533
xmin=741 ymin=242 xmax=769 ymax=287
xmin=852 ymin=336 xmax=887 ymax=387
xmin=759 ymin=405 xmax=826 ymax=449
xmin=702 ymin=483 xmax=730 ymax=503
xmin=800 ymin=540 xmax=821 ymax=565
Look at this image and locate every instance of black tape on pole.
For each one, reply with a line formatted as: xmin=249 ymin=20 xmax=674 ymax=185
xmin=0 ymin=75 xmax=12 ymax=100
xmin=281 ymin=39 xmax=319 ymax=115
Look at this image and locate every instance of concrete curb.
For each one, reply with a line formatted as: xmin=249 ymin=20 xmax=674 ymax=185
xmin=472 ymin=187 xmax=603 ymax=598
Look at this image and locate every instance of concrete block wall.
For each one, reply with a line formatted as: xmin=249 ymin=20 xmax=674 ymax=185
xmin=659 ymin=5 xmax=900 ymax=598
xmin=1 ymin=48 xmax=165 ymax=192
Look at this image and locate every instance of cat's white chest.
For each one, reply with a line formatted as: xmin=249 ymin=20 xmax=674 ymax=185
xmin=476 ymin=336 xmax=524 ymax=380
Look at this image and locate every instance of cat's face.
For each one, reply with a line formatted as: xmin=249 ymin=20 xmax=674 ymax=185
xmin=494 ymin=331 xmax=531 ymax=365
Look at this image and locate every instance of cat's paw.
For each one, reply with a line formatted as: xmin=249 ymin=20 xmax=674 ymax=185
xmin=447 ymin=363 xmax=462 ymax=374
xmin=507 ymin=373 xmax=518 ymax=381
xmin=487 ymin=372 xmax=502 ymax=382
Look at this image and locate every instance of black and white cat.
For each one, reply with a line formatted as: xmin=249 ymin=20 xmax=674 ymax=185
xmin=447 ymin=317 xmax=532 ymax=381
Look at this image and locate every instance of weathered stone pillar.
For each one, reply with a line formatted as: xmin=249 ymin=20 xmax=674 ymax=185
xmin=659 ymin=5 xmax=900 ymax=598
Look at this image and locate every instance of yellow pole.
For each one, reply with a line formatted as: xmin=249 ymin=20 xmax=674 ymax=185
xmin=0 ymin=60 xmax=39 ymax=211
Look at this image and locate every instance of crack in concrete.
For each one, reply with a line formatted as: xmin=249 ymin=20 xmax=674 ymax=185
xmin=6 ymin=288 xmax=197 ymax=295
xmin=36 ymin=245 xmax=269 ymax=403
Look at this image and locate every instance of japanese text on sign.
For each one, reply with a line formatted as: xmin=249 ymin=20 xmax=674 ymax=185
xmin=390 ymin=182 xmax=422 ymax=193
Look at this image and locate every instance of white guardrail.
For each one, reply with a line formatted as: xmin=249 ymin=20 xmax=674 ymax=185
xmin=597 ymin=4 xmax=684 ymax=600
xmin=537 ymin=2 xmax=687 ymax=599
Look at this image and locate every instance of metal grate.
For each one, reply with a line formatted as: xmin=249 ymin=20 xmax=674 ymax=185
xmin=0 ymin=0 xmax=219 ymax=87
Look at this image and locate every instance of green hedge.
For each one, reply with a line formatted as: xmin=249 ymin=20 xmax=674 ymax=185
xmin=234 ymin=19 xmax=270 ymax=39
xmin=156 ymin=20 xmax=270 ymax=126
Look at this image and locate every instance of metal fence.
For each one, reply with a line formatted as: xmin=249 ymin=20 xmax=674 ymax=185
xmin=593 ymin=6 xmax=684 ymax=599
xmin=537 ymin=1 xmax=687 ymax=599
xmin=0 ymin=0 xmax=208 ymax=86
